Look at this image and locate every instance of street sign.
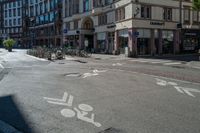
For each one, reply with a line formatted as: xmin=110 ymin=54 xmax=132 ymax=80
xmin=134 ymin=32 xmax=139 ymax=37
xmin=64 ymin=29 xmax=68 ymax=33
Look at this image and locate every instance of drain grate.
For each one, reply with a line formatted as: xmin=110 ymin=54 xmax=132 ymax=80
xmin=98 ymin=127 xmax=124 ymax=133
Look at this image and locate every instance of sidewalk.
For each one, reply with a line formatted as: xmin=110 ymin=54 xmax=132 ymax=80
xmin=91 ymin=54 xmax=128 ymax=60
xmin=187 ymin=61 xmax=200 ymax=69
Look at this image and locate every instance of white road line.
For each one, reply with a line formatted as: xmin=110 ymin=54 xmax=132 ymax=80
xmin=151 ymin=61 xmax=171 ymax=64
xmin=110 ymin=68 xmax=200 ymax=85
xmin=164 ymin=62 xmax=182 ymax=65
xmin=184 ymin=90 xmax=195 ymax=97
xmin=0 ymin=63 xmax=4 ymax=69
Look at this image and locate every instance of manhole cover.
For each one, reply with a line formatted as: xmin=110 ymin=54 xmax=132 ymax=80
xmin=64 ymin=73 xmax=81 ymax=77
xmin=98 ymin=127 xmax=124 ymax=133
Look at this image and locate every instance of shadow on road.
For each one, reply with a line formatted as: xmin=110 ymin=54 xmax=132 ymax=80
xmin=0 ymin=95 xmax=35 ymax=133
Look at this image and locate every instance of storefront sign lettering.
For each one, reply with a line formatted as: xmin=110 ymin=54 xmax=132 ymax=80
xmin=64 ymin=29 xmax=68 ymax=33
xmin=184 ymin=33 xmax=197 ymax=36
xmin=107 ymin=25 xmax=116 ymax=29
xmin=150 ymin=21 xmax=164 ymax=26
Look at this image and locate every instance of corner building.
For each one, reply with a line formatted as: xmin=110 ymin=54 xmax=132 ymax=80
xmin=62 ymin=0 xmax=200 ymax=56
xmin=0 ymin=0 xmax=23 ymax=48
xmin=25 ymin=0 xmax=62 ymax=47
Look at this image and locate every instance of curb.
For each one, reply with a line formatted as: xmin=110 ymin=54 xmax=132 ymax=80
xmin=26 ymin=54 xmax=48 ymax=61
xmin=0 ymin=120 xmax=22 ymax=133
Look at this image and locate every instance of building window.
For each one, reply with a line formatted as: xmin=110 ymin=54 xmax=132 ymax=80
xmin=9 ymin=9 xmax=12 ymax=17
xmin=116 ymin=7 xmax=125 ymax=21
xmin=30 ymin=6 xmax=34 ymax=17
xmin=163 ymin=8 xmax=172 ymax=21
xmin=184 ymin=7 xmax=190 ymax=23
xmin=17 ymin=8 xmax=21 ymax=16
xmin=9 ymin=19 xmax=12 ymax=26
xmin=141 ymin=5 xmax=151 ymax=19
xmin=13 ymin=9 xmax=16 ymax=17
xmin=83 ymin=0 xmax=89 ymax=12
xmin=39 ymin=3 xmax=43 ymax=14
xmin=99 ymin=13 xmax=107 ymax=25
xmin=13 ymin=2 xmax=16 ymax=7
xmin=4 ymin=10 xmax=7 ymax=18
xmin=13 ymin=19 xmax=16 ymax=26
xmin=193 ymin=10 xmax=199 ymax=23
xmin=65 ymin=22 xmax=70 ymax=30
xmin=74 ymin=20 xmax=79 ymax=30
xmin=18 ymin=18 xmax=21 ymax=25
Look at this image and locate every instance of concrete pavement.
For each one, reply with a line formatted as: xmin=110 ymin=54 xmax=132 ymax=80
xmin=0 ymin=50 xmax=200 ymax=133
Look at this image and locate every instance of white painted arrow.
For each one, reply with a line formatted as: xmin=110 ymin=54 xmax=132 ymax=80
xmin=112 ymin=63 xmax=123 ymax=66
xmin=44 ymin=92 xmax=74 ymax=106
xmin=93 ymin=69 xmax=107 ymax=73
xmin=174 ymin=86 xmax=200 ymax=97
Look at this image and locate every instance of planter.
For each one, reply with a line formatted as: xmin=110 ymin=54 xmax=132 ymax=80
xmin=8 ymin=47 xmax=12 ymax=52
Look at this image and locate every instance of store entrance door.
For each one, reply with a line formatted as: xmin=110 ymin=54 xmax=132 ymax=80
xmin=137 ymin=38 xmax=150 ymax=55
xmin=84 ymin=35 xmax=94 ymax=52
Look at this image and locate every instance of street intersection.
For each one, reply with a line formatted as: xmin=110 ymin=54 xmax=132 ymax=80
xmin=0 ymin=49 xmax=200 ymax=133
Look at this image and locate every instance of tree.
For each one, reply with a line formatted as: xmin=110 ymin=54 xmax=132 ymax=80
xmin=193 ymin=0 xmax=200 ymax=11
xmin=3 ymin=39 xmax=16 ymax=52
xmin=193 ymin=0 xmax=200 ymax=25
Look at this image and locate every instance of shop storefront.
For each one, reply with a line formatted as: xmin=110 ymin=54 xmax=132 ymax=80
xmin=137 ymin=29 xmax=151 ymax=55
xmin=107 ymin=32 xmax=114 ymax=54
xmin=181 ymin=29 xmax=200 ymax=53
xmin=118 ymin=29 xmax=128 ymax=54
xmin=162 ymin=30 xmax=174 ymax=54
xmin=96 ymin=32 xmax=106 ymax=53
xmin=64 ymin=35 xmax=79 ymax=48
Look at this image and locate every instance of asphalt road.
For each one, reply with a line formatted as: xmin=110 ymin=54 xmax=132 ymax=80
xmin=0 ymin=49 xmax=200 ymax=133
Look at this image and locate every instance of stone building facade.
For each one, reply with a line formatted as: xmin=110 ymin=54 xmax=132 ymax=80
xmin=62 ymin=0 xmax=200 ymax=56
xmin=22 ymin=0 xmax=62 ymax=48
xmin=0 ymin=0 xmax=23 ymax=48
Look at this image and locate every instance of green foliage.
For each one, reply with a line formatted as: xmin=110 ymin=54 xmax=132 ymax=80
xmin=193 ymin=0 xmax=200 ymax=10
xmin=3 ymin=39 xmax=16 ymax=49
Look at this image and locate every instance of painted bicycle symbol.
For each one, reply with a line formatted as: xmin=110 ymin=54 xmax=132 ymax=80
xmin=44 ymin=92 xmax=102 ymax=127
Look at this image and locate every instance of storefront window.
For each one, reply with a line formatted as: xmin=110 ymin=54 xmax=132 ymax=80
xmin=137 ymin=29 xmax=150 ymax=55
xmin=154 ymin=30 xmax=159 ymax=54
xmin=182 ymin=30 xmax=200 ymax=53
xmin=162 ymin=30 xmax=174 ymax=54
xmin=118 ymin=29 xmax=128 ymax=54
xmin=97 ymin=32 xmax=106 ymax=52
